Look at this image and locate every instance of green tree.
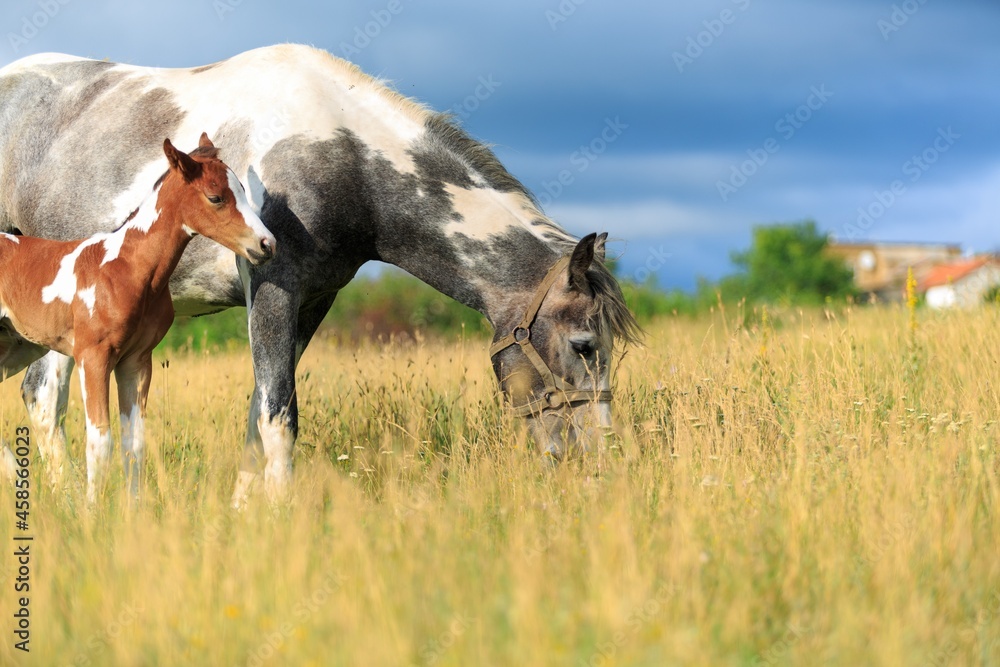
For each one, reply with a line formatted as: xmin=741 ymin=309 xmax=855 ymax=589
xmin=718 ymin=220 xmax=856 ymax=305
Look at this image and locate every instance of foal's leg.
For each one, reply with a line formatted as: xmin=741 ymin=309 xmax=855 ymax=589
xmin=114 ymin=353 xmax=151 ymax=500
xmin=20 ymin=352 xmax=75 ymax=484
xmin=77 ymin=351 xmax=113 ymax=504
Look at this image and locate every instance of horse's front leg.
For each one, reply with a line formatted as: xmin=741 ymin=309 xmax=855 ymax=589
xmin=233 ymin=278 xmax=301 ymax=507
xmin=21 ymin=351 xmax=75 ymax=485
xmin=77 ymin=349 xmax=112 ymax=504
xmin=114 ymin=353 xmax=151 ymax=501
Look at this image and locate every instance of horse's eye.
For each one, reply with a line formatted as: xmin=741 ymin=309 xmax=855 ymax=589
xmin=207 ymin=194 xmax=223 ymax=204
xmin=571 ymin=339 xmax=595 ymax=358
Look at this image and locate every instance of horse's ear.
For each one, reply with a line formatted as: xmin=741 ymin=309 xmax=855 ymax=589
xmin=163 ymin=138 xmax=202 ymax=182
xmin=594 ymin=232 xmax=608 ymax=262
xmin=198 ymin=132 xmax=215 ymax=149
xmin=568 ymin=233 xmax=597 ymax=292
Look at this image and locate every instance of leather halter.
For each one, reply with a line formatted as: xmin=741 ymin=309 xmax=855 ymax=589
xmin=489 ymin=255 xmax=613 ymax=418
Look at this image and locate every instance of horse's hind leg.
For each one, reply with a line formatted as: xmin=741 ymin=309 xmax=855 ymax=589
xmin=21 ymin=351 xmax=75 ymax=485
xmin=114 ymin=353 xmax=151 ymax=501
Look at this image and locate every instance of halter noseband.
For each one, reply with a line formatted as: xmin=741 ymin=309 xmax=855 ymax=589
xmin=489 ymin=255 xmax=613 ymax=418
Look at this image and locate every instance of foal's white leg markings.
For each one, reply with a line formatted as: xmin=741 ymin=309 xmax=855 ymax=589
xmin=119 ymin=402 xmax=144 ymax=499
xmin=79 ymin=361 xmax=112 ymax=503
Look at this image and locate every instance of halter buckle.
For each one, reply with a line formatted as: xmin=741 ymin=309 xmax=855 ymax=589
xmin=513 ymin=327 xmax=530 ymax=344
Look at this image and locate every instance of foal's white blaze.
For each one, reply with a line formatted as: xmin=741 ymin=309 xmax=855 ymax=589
xmin=77 ymin=286 xmax=96 ymax=316
xmin=227 ymin=169 xmax=272 ymax=244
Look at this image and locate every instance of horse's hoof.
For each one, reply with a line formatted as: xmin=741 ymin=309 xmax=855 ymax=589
xmin=231 ymin=470 xmax=261 ymax=511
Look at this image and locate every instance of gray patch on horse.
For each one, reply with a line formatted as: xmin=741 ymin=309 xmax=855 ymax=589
xmin=257 ymin=129 xmax=480 ymax=308
xmin=0 ymin=63 xmax=185 ymax=239
xmin=210 ymin=117 xmax=255 ymax=175
xmin=256 ymin=128 xmax=570 ymax=316
xmin=452 ymin=226 xmax=561 ymax=291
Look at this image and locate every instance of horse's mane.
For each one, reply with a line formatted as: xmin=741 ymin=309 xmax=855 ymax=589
xmin=328 ymin=49 xmax=642 ymax=346
xmin=422 ymin=113 xmax=641 ymax=346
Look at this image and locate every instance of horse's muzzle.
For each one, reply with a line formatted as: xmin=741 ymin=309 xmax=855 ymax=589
xmin=246 ymin=236 xmax=276 ymax=265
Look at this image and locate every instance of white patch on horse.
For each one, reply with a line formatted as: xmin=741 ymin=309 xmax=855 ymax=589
xmin=85 ymin=420 xmax=112 ymax=503
xmin=256 ymin=387 xmax=295 ymax=500
xmin=0 ymin=52 xmax=90 ymax=75
xmin=1 ymin=233 xmax=19 ymax=244
xmin=41 ymin=238 xmax=103 ymax=304
xmin=247 ymin=166 xmax=266 ymax=214
xmin=78 ymin=364 xmax=88 ymax=411
xmin=441 ymin=184 xmax=527 ymax=243
xmin=77 ymin=286 xmax=96 ymax=316
xmin=107 ymin=159 xmax=166 ymax=228
xmin=166 ymin=45 xmax=423 ymax=176
xmin=103 ymin=192 xmax=162 ymax=265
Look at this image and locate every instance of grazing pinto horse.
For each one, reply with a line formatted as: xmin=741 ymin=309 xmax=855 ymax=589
xmin=0 ymin=135 xmax=276 ymax=500
xmin=0 ymin=46 xmax=639 ymax=506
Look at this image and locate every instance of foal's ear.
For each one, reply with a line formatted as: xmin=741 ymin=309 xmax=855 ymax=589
xmin=198 ymin=132 xmax=215 ymax=149
xmin=163 ymin=138 xmax=202 ymax=182
xmin=568 ymin=232 xmax=597 ymax=292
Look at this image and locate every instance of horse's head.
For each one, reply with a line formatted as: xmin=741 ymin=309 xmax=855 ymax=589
xmin=161 ymin=133 xmax=276 ymax=265
xmin=490 ymin=232 xmax=641 ymax=459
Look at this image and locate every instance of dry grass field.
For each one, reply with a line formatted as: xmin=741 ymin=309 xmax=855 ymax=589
xmin=1 ymin=304 xmax=999 ymax=666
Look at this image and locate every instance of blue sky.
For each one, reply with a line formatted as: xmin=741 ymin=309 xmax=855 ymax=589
xmin=2 ymin=0 xmax=998 ymax=290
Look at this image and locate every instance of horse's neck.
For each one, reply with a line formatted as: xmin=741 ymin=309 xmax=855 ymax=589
xmin=375 ymin=191 xmax=562 ymax=329
xmin=108 ymin=196 xmax=190 ymax=295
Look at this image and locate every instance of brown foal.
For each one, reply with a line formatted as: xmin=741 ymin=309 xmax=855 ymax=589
xmin=0 ymin=134 xmax=276 ymax=502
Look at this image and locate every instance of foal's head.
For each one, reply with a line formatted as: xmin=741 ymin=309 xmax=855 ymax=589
xmin=161 ymin=134 xmax=276 ymax=265
xmin=491 ymin=233 xmax=641 ymax=459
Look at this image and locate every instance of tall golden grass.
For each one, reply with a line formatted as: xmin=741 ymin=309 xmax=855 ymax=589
xmin=1 ymin=304 xmax=999 ymax=666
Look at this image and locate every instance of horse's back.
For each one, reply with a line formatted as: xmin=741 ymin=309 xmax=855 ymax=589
xmin=0 ymin=54 xmax=185 ymax=239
